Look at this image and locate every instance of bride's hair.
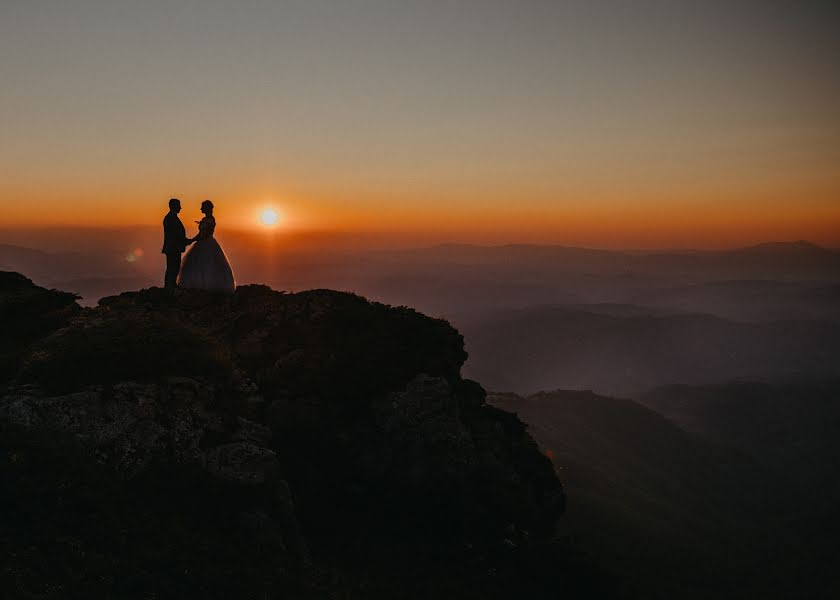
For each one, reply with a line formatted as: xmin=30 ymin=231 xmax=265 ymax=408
xmin=201 ymin=200 xmax=214 ymax=212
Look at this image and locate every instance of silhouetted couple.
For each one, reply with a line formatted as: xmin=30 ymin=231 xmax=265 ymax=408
xmin=162 ymin=198 xmax=235 ymax=293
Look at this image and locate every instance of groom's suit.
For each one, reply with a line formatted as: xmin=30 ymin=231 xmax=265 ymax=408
xmin=162 ymin=211 xmax=189 ymax=289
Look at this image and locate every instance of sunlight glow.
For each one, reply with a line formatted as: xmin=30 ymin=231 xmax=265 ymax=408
xmin=260 ymin=208 xmax=280 ymax=226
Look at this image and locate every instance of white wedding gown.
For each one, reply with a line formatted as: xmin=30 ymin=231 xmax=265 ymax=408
xmin=178 ymin=215 xmax=236 ymax=293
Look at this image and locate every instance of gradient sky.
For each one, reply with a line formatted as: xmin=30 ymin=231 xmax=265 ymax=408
xmin=1 ymin=0 xmax=838 ymax=247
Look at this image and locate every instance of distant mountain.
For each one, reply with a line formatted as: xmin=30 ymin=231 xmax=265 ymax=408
xmin=639 ymin=380 xmax=840 ymax=499
xmin=632 ymin=279 xmax=840 ymax=322
xmin=0 ymin=244 xmax=51 ymax=276
xmin=391 ymin=240 xmax=836 ymax=264
xmin=488 ymin=390 xmax=786 ymax=599
xmin=381 ymin=240 xmax=840 ymax=283
xmin=359 ymin=241 xmax=840 ymax=321
xmin=460 ymin=307 xmax=840 ymax=396
xmin=0 ymin=243 xmax=149 ymax=302
xmin=733 ymin=240 xmax=830 ymax=256
xmin=638 ymin=380 xmax=840 ymax=596
xmin=3 ymin=235 xmax=839 ymax=314
xmin=640 ymin=241 xmax=840 ymax=282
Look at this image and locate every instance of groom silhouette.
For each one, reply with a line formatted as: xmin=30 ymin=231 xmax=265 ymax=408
xmin=161 ymin=198 xmax=192 ymax=289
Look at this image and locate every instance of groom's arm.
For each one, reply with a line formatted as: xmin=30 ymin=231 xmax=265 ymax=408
xmin=175 ymin=219 xmax=190 ymax=245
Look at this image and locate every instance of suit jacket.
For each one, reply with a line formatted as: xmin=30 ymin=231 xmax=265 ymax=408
xmin=162 ymin=212 xmax=188 ymax=254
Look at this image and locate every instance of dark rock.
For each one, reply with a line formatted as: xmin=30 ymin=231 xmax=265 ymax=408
xmin=0 ymin=274 xmax=575 ymax=599
xmin=0 ymin=272 xmax=80 ymax=382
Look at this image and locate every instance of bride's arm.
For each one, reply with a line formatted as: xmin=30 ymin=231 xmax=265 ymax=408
xmin=193 ymin=218 xmax=211 ymax=241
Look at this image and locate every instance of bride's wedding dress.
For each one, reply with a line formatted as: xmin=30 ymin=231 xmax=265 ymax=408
xmin=178 ymin=215 xmax=236 ymax=293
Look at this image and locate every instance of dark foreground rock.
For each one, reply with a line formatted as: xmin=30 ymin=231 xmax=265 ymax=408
xmin=0 ymin=274 xmax=619 ymax=599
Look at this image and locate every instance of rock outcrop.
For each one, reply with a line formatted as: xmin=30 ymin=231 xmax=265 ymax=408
xmin=0 ymin=274 xmax=589 ymax=599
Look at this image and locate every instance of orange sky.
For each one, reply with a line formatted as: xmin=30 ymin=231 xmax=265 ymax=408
xmin=3 ymin=178 xmax=838 ymax=249
xmin=1 ymin=2 xmax=839 ymax=249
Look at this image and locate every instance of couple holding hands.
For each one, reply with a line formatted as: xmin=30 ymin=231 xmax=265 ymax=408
xmin=162 ymin=198 xmax=236 ymax=293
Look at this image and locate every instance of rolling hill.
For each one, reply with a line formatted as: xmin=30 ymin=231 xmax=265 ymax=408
xmin=460 ymin=307 xmax=840 ymax=396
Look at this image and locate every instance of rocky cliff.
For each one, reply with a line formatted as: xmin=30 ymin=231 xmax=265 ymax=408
xmin=0 ymin=273 xmax=606 ymax=599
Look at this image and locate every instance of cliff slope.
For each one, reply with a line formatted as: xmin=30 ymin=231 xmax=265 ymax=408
xmin=0 ymin=273 xmax=613 ymax=599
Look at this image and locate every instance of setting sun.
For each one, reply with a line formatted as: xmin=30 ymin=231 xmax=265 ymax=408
xmin=260 ymin=208 xmax=280 ymax=226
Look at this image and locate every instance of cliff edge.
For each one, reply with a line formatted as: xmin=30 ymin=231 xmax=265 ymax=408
xmin=0 ymin=273 xmax=596 ymax=599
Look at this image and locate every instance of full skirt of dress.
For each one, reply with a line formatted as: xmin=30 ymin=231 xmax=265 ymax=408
xmin=177 ymin=238 xmax=236 ymax=293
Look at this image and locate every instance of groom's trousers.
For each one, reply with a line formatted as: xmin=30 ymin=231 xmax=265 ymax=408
xmin=164 ymin=252 xmax=182 ymax=289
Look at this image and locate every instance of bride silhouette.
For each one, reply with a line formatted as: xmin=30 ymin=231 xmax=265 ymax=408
xmin=178 ymin=200 xmax=236 ymax=293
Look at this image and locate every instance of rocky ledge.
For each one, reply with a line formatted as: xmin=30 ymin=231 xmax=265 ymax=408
xmin=0 ymin=273 xmax=595 ymax=599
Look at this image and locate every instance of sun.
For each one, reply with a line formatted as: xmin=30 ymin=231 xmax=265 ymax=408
xmin=260 ymin=208 xmax=280 ymax=226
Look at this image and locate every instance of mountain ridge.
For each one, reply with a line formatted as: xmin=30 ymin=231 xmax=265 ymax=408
xmin=460 ymin=305 xmax=840 ymax=396
xmin=487 ymin=387 xmax=827 ymax=599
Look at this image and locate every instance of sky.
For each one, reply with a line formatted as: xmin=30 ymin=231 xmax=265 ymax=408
xmin=1 ymin=0 xmax=839 ymax=248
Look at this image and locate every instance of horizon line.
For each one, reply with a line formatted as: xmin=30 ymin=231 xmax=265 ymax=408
xmin=0 ymin=227 xmax=836 ymax=254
